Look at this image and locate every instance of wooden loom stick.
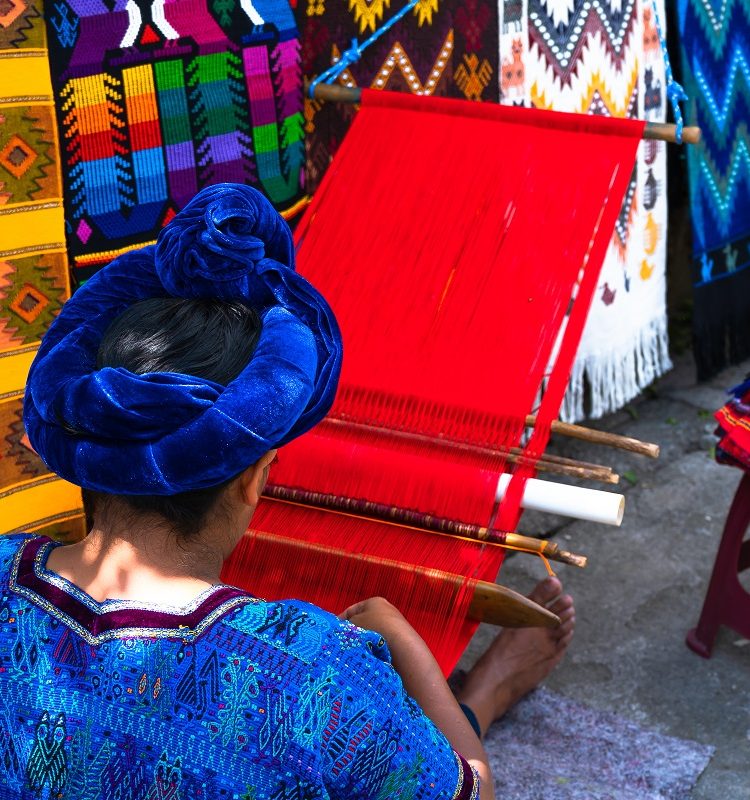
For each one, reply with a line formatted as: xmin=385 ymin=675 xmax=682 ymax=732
xmin=322 ymin=418 xmax=619 ymax=484
xmin=246 ymin=529 xmax=561 ymax=629
xmin=642 ymin=121 xmax=702 ymax=145
xmin=309 ymin=83 xmax=702 ymax=145
xmin=526 ymin=416 xmax=660 ymax=458
xmin=263 ymin=486 xmax=588 ymax=568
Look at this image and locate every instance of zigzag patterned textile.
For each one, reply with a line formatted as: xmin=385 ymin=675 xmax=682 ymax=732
xmin=513 ymin=0 xmax=672 ymax=418
xmin=678 ymin=0 xmax=750 ymax=378
xmin=299 ymin=0 xmax=500 ymax=189
xmin=44 ymin=0 xmax=305 ymax=284
xmin=0 ymin=0 xmax=83 ymax=540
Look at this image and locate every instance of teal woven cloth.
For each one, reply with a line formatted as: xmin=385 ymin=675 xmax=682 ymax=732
xmin=678 ymin=0 xmax=750 ymax=377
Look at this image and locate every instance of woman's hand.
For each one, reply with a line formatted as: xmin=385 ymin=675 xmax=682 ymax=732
xmin=339 ymin=596 xmax=424 ymax=648
xmin=339 ymin=596 xmax=495 ymax=799
xmin=340 ymin=596 xmax=406 ymax=627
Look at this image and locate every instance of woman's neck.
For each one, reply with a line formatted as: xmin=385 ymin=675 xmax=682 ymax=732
xmin=45 ymin=513 xmax=245 ymax=606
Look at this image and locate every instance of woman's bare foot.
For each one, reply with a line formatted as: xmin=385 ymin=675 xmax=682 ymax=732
xmin=456 ymin=575 xmax=575 ymax=737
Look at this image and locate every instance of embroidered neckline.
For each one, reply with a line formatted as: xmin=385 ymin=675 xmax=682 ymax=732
xmin=9 ymin=537 xmax=257 ymax=645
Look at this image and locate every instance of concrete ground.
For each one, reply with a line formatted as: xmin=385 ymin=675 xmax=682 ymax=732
xmin=458 ymin=353 xmax=750 ymax=798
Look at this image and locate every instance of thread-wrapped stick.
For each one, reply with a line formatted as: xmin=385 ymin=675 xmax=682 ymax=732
xmin=309 ymin=83 xmax=701 ymax=145
xmin=263 ymin=486 xmax=587 ymax=567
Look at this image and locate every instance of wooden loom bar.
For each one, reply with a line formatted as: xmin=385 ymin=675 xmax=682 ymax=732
xmin=642 ymin=121 xmax=702 ymax=145
xmin=526 ymin=416 xmax=660 ymax=458
xmin=263 ymin=486 xmax=588 ymax=568
xmin=310 ymin=83 xmax=702 ymax=145
xmin=247 ymin=529 xmax=561 ymax=629
xmin=322 ymin=418 xmax=619 ymax=484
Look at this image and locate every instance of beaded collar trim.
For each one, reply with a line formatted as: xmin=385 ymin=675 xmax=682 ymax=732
xmin=8 ymin=537 xmax=257 ymax=645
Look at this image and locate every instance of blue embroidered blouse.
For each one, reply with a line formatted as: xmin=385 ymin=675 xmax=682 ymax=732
xmin=0 ymin=534 xmax=478 ymax=799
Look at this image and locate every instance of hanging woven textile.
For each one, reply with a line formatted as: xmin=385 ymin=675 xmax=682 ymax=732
xmin=300 ymin=0 xmax=499 ymax=190
xmin=0 ymin=0 xmax=83 ymax=541
xmin=678 ymin=0 xmax=750 ymax=378
xmin=43 ymin=0 xmax=305 ymax=284
xmin=223 ymin=89 xmax=644 ymax=674
xmin=300 ymin=0 xmax=673 ymax=419
xmin=518 ymin=0 xmax=673 ymax=419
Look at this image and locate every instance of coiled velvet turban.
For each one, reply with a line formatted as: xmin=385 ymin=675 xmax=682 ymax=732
xmin=23 ymin=184 xmax=342 ymax=495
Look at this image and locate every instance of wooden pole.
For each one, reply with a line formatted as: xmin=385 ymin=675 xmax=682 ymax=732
xmin=310 ymin=83 xmax=701 ymax=145
xmin=643 ymin=121 xmax=701 ymax=145
xmin=322 ymin=418 xmax=619 ymax=484
xmin=246 ymin=528 xmax=561 ymax=629
xmin=311 ymin=83 xmax=361 ymax=103
xmin=526 ymin=416 xmax=660 ymax=458
xmin=469 ymin=580 xmax=560 ymax=628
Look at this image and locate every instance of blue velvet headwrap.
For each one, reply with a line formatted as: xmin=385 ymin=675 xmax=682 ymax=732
xmin=23 ymin=184 xmax=343 ymax=495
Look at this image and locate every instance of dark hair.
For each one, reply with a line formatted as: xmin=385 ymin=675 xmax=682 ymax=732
xmin=83 ymin=297 xmax=262 ymax=538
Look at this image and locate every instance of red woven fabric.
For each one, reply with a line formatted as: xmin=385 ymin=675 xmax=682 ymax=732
xmin=223 ymin=92 xmax=643 ymax=673
xmin=716 ymin=397 xmax=750 ymax=471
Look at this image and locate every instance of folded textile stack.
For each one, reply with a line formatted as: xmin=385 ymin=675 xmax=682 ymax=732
xmin=715 ymin=377 xmax=750 ymax=472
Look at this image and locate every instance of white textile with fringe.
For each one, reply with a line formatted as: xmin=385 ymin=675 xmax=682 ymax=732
xmin=499 ymin=0 xmax=673 ymax=420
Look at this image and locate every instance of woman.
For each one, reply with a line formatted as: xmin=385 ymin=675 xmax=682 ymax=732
xmin=2 ymin=184 xmax=574 ymax=798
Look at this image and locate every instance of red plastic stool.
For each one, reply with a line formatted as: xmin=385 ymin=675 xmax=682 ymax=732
xmin=687 ymin=471 xmax=750 ymax=657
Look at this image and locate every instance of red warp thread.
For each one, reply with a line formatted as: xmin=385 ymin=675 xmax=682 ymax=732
xmin=222 ymin=91 xmax=643 ymax=674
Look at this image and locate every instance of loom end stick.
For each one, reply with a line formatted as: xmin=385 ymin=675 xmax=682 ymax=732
xmin=526 ymin=415 xmax=660 ymax=458
xmin=311 ymin=83 xmax=363 ymax=104
xmin=500 ymin=533 xmax=588 ymax=568
xmin=469 ymin=581 xmax=561 ymax=629
xmin=644 ymin=122 xmax=702 ymax=144
xmin=496 ymin=474 xmax=625 ymax=526
xmin=556 ymin=550 xmax=588 ymax=568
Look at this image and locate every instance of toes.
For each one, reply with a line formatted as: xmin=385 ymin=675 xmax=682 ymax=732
xmin=551 ymin=606 xmax=575 ymax=641
xmin=548 ymin=593 xmax=575 ymax=615
xmin=559 ymin=609 xmax=576 ymax=626
xmin=555 ymin=613 xmax=575 ymax=643
xmin=528 ymin=576 xmax=563 ymax=607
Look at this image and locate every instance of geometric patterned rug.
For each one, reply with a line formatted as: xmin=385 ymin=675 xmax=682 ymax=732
xmin=0 ymin=0 xmax=83 ymax=540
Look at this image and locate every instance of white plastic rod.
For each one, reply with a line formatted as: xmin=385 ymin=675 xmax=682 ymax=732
xmin=496 ymin=474 xmax=624 ymax=526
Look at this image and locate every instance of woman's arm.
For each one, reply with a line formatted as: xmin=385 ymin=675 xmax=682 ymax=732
xmin=341 ymin=597 xmax=496 ymax=800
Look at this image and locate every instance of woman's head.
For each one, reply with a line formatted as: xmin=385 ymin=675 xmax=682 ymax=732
xmin=25 ymin=183 xmax=342 ymax=510
xmin=96 ymin=297 xmax=262 ymax=382
xmin=83 ymin=297 xmax=265 ymax=539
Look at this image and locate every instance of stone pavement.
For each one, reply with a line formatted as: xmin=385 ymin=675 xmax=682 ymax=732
xmin=459 ymin=353 xmax=750 ymax=798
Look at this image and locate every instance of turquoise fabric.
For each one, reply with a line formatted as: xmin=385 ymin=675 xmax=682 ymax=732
xmin=0 ymin=534 xmax=478 ymax=799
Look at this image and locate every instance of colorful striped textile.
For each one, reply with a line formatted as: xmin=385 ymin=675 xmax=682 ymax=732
xmin=678 ymin=0 xmax=750 ymax=379
xmin=0 ymin=0 xmax=84 ymax=540
xmin=44 ymin=0 xmax=305 ymax=284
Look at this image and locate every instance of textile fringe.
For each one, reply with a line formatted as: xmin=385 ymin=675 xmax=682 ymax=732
xmin=692 ymin=266 xmax=750 ymax=382
xmin=562 ymin=316 xmax=672 ymax=421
